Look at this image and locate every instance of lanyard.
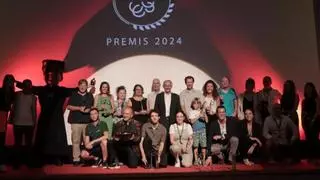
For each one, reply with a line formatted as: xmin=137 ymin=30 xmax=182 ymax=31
xmin=176 ymin=123 xmax=184 ymax=144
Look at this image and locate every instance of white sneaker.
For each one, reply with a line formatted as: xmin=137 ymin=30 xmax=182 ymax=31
xmin=174 ymin=161 xmax=181 ymax=168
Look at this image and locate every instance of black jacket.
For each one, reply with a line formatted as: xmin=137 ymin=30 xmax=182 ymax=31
xmin=154 ymin=92 xmax=181 ymax=129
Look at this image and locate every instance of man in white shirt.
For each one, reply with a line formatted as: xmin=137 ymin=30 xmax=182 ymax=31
xmin=180 ymin=76 xmax=202 ymax=117
xmin=154 ymin=80 xmax=181 ymax=130
xmin=147 ymin=78 xmax=161 ymax=111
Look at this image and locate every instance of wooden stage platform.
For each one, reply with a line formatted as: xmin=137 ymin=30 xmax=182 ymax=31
xmin=1 ymin=160 xmax=320 ymax=180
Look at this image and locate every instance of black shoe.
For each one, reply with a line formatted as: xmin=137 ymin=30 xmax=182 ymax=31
xmin=73 ymin=161 xmax=81 ymax=167
xmin=55 ymin=159 xmax=63 ymax=166
xmin=108 ymin=162 xmax=120 ymax=169
xmin=102 ymin=161 xmax=108 ymax=169
xmin=91 ymin=159 xmax=102 ymax=168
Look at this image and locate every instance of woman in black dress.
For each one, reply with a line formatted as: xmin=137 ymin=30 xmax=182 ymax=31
xmin=127 ymin=84 xmax=148 ymax=124
xmin=237 ymin=78 xmax=259 ymax=122
xmin=280 ymin=80 xmax=300 ymax=128
xmin=0 ymin=74 xmax=15 ymax=172
xmin=239 ymin=109 xmax=262 ymax=166
xmin=302 ymin=82 xmax=320 ymax=163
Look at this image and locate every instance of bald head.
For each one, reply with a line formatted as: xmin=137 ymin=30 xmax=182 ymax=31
xmin=123 ymin=107 xmax=133 ymax=121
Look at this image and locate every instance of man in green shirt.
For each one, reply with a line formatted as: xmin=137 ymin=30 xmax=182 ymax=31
xmin=80 ymin=108 xmax=108 ymax=168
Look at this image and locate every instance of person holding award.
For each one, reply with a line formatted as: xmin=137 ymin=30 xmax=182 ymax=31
xmin=113 ymin=107 xmax=141 ymax=168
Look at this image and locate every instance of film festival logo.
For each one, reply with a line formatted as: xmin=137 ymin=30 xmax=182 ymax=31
xmin=113 ymin=0 xmax=175 ymax=31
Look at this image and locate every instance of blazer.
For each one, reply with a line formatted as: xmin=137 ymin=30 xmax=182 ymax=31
xmin=239 ymin=120 xmax=262 ymax=141
xmin=154 ymin=92 xmax=181 ymax=129
xmin=207 ymin=117 xmax=239 ymax=155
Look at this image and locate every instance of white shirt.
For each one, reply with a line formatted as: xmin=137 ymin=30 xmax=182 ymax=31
xmin=147 ymin=91 xmax=161 ymax=110
xmin=164 ymin=93 xmax=172 ymax=117
xmin=169 ymin=123 xmax=193 ymax=137
xmin=203 ymin=96 xmax=218 ymax=114
xmin=218 ymin=120 xmax=227 ymax=138
xmin=188 ymin=109 xmax=201 ymax=120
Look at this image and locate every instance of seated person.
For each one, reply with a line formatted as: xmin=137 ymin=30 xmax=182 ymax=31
xmin=169 ymin=111 xmax=193 ymax=168
xmin=239 ymin=109 xmax=262 ymax=166
xmin=263 ymin=104 xmax=299 ymax=164
xmin=80 ymin=108 xmax=108 ymax=168
xmin=140 ymin=110 xmax=167 ymax=168
xmin=113 ymin=107 xmax=141 ymax=168
xmin=206 ymin=106 xmax=239 ymax=165
xmin=188 ymin=98 xmax=208 ymax=166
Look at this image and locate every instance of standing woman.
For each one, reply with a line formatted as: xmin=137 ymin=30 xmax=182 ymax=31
xmin=202 ymin=80 xmax=220 ymax=131
xmin=302 ymin=82 xmax=320 ymax=164
xmin=281 ymin=80 xmax=300 ymax=127
xmin=238 ymin=78 xmax=259 ymax=122
xmin=94 ymin=82 xmax=115 ymax=141
xmin=127 ymin=84 xmax=148 ymax=125
xmin=0 ymin=74 xmax=15 ymax=172
xmin=169 ymin=111 xmax=193 ymax=168
xmin=113 ymin=86 xmax=128 ymax=124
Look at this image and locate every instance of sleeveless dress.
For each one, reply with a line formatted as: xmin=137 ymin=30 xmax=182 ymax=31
xmin=130 ymin=97 xmax=148 ymax=125
xmin=96 ymin=95 xmax=114 ymax=139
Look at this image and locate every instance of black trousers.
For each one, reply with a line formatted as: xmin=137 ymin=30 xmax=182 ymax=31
xmin=239 ymin=138 xmax=260 ymax=159
xmin=114 ymin=140 xmax=139 ymax=168
xmin=0 ymin=132 xmax=5 ymax=165
xmin=303 ymin=119 xmax=320 ymax=159
xmin=143 ymin=137 xmax=167 ymax=168
xmin=13 ymin=125 xmax=34 ymax=166
xmin=265 ymin=139 xmax=299 ymax=161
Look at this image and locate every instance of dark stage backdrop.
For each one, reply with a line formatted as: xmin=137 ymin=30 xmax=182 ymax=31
xmin=0 ymin=0 xmax=319 ymax=144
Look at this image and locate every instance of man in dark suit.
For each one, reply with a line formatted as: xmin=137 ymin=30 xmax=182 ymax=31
xmin=206 ymin=106 xmax=239 ymax=165
xmin=154 ymin=80 xmax=181 ymax=130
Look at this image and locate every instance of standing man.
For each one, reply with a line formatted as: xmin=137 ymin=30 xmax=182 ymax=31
xmin=140 ymin=110 xmax=167 ymax=168
xmin=257 ymin=76 xmax=282 ymax=124
xmin=113 ymin=107 xmax=141 ymax=168
xmin=206 ymin=106 xmax=239 ymax=165
xmin=147 ymin=78 xmax=161 ymax=111
xmin=67 ymin=79 xmax=94 ymax=166
xmin=219 ymin=76 xmax=238 ymax=117
xmin=154 ymin=80 xmax=181 ymax=130
xmin=180 ymin=76 xmax=202 ymax=117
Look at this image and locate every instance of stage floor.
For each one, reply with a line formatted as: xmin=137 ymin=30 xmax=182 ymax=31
xmin=1 ymin=160 xmax=320 ymax=180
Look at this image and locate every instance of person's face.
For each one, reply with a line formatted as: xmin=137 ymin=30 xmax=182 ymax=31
xmin=90 ymin=110 xmax=99 ymax=122
xmin=217 ymin=108 xmax=226 ymax=121
xmin=123 ymin=108 xmax=133 ymax=121
xmin=117 ymin=89 xmax=126 ymax=100
xmin=134 ymin=86 xmax=143 ymax=96
xmin=192 ymin=102 xmax=200 ymax=110
xmin=272 ymin=106 xmax=282 ymax=118
xmin=305 ymin=85 xmax=312 ymax=97
xmin=163 ymin=81 xmax=172 ymax=93
xmin=244 ymin=109 xmax=254 ymax=122
xmin=153 ymin=79 xmax=161 ymax=91
xmin=176 ymin=112 xmax=185 ymax=124
xmin=221 ymin=77 xmax=229 ymax=89
xmin=246 ymin=83 xmax=254 ymax=92
xmin=206 ymin=83 xmax=214 ymax=94
xmin=150 ymin=112 xmax=160 ymax=124
xmin=185 ymin=78 xmax=194 ymax=90
xmin=78 ymin=82 xmax=88 ymax=93
xmin=263 ymin=78 xmax=271 ymax=88
xmin=101 ymin=84 xmax=109 ymax=94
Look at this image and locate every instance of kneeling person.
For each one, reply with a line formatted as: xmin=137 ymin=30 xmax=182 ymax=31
xmin=81 ymin=108 xmax=108 ymax=168
xmin=140 ymin=110 xmax=167 ymax=168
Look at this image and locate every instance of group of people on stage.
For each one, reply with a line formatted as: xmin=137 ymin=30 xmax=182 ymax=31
xmin=0 ymin=61 xmax=320 ymax=171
